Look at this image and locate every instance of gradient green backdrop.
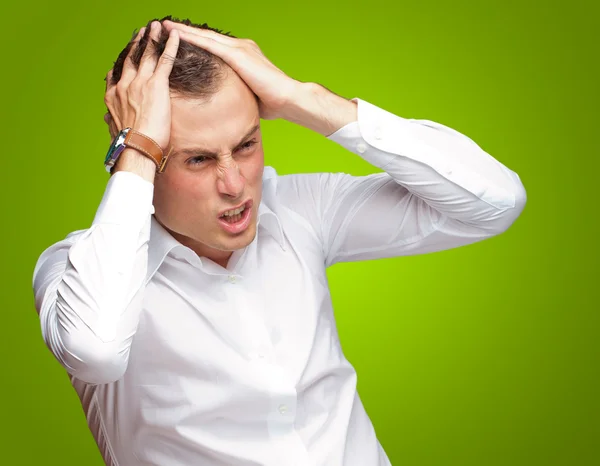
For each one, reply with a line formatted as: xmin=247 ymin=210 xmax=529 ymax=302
xmin=2 ymin=0 xmax=597 ymax=464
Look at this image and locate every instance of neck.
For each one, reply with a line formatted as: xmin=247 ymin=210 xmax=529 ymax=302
xmin=157 ymin=219 xmax=234 ymax=270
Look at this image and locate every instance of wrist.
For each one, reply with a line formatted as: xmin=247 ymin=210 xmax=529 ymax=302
xmin=282 ymin=82 xmax=357 ymax=137
xmin=112 ymin=148 xmax=157 ymax=183
xmin=105 ymin=127 xmax=168 ymax=180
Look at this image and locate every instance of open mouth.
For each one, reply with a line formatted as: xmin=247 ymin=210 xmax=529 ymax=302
xmin=217 ymin=200 xmax=253 ymax=234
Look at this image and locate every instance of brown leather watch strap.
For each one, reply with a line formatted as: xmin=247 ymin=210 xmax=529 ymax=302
xmin=123 ymin=129 xmax=164 ymax=170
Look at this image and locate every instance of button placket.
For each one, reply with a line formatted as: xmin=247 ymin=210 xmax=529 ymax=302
xmin=228 ymin=275 xmax=273 ymax=361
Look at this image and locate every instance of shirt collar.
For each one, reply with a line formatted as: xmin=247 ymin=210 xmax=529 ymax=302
xmin=146 ymin=168 xmax=285 ymax=283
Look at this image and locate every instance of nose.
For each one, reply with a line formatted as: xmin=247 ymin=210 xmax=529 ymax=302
xmin=216 ymin=159 xmax=245 ymax=199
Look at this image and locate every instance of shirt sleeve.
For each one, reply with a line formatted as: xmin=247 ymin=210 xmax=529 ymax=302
xmin=32 ymin=171 xmax=154 ymax=384
xmin=285 ymin=98 xmax=527 ymax=267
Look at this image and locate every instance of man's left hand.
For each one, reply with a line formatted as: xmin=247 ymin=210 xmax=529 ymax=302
xmin=163 ymin=20 xmax=357 ymax=136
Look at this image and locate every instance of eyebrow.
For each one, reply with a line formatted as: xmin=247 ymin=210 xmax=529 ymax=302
xmin=172 ymin=124 xmax=261 ymax=160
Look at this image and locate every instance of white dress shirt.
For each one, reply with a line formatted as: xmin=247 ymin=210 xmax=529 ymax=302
xmin=33 ymin=98 xmax=526 ymax=466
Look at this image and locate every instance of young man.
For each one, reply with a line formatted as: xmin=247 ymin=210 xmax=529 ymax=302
xmin=32 ymin=16 xmax=526 ymax=466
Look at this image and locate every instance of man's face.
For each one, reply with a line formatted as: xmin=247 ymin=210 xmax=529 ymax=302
xmin=153 ymin=70 xmax=264 ymax=266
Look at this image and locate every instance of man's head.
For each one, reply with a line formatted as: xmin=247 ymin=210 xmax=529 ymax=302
xmin=111 ymin=17 xmax=264 ymax=268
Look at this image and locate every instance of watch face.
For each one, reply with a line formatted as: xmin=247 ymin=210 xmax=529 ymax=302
xmin=104 ymin=128 xmax=130 ymax=172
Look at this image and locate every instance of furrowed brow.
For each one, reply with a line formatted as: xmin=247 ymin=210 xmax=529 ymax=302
xmin=174 ymin=124 xmax=260 ymax=159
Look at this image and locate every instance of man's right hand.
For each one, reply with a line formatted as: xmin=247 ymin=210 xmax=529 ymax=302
xmin=103 ymin=21 xmax=180 ymax=178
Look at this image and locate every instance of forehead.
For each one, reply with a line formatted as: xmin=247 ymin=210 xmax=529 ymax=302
xmin=169 ymin=72 xmax=259 ymax=152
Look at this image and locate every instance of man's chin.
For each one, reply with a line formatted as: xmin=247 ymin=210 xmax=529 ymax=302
xmin=218 ymin=221 xmax=257 ymax=251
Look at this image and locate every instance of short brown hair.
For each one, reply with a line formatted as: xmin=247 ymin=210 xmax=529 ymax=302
xmin=110 ymin=15 xmax=235 ymax=99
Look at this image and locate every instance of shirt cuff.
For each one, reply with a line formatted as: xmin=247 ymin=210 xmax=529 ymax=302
xmin=327 ymin=97 xmax=410 ymax=169
xmin=328 ymin=97 xmax=474 ymax=174
xmin=92 ymin=171 xmax=155 ymax=228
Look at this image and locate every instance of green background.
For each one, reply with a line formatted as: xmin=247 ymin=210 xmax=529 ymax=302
xmin=2 ymin=0 xmax=598 ymax=464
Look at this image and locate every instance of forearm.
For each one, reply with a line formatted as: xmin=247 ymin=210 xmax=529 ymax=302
xmin=34 ymin=171 xmax=154 ymax=384
xmin=327 ymin=99 xmax=527 ymax=233
xmin=282 ymin=82 xmax=358 ymax=137
xmin=112 ymin=148 xmax=157 ymax=183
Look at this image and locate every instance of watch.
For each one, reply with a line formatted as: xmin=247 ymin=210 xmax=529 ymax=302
xmin=104 ymin=128 xmax=169 ymax=173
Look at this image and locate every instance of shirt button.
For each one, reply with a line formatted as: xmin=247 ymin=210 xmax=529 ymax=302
xmin=374 ymin=127 xmax=383 ymax=140
xmin=249 ymin=351 xmax=266 ymax=361
xmin=278 ymin=404 xmax=288 ymax=415
xmin=356 ymin=142 xmax=367 ymax=154
xmin=228 ymin=275 xmax=236 ymax=284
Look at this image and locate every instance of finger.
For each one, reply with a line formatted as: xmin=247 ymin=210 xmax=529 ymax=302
xmin=137 ymin=21 xmax=162 ymax=78
xmin=109 ymin=121 xmax=118 ymax=140
xmin=119 ymin=27 xmax=146 ymax=85
xmin=178 ymin=31 xmax=235 ymax=63
xmin=104 ymin=73 xmax=121 ymax=129
xmin=163 ymin=20 xmax=236 ymax=47
xmin=105 ymin=68 xmax=114 ymax=92
xmin=154 ymin=29 xmax=180 ymax=79
xmin=104 ymin=102 xmax=121 ymax=130
xmin=104 ymin=109 xmax=118 ymax=133
xmin=105 ymin=112 xmax=118 ymax=139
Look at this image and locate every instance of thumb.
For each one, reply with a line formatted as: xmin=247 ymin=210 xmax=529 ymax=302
xmin=104 ymin=112 xmax=118 ymax=140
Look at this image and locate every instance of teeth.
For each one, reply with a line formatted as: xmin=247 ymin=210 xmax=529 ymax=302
xmin=222 ymin=205 xmax=246 ymax=217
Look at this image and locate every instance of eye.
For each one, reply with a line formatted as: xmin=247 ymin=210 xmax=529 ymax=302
xmin=188 ymin=156 xmax=208 ymax=165
xmin=238 ymin=140 xmax=257 ymax=151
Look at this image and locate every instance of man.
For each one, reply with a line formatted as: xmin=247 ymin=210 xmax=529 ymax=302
xmin=32 ymin=15 xmax=526 ymax=466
